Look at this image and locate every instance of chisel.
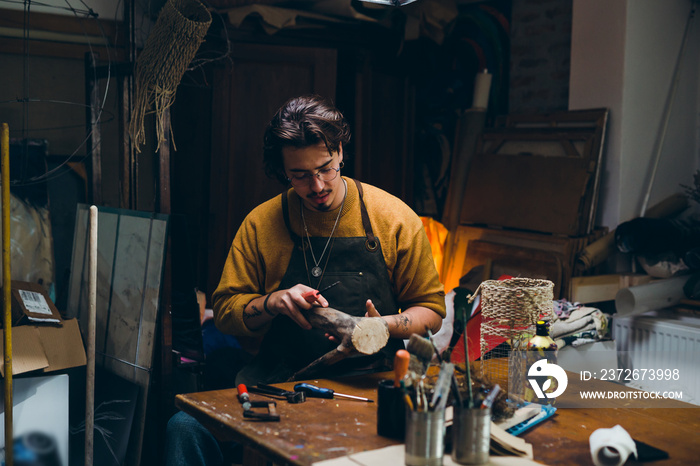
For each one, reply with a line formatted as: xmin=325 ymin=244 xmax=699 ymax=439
xmin=301 ymin=281 xmax=341 ymax=303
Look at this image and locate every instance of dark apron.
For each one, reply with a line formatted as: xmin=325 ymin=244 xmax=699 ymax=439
xmin=236 ymin=179 xmax=405 ymax=386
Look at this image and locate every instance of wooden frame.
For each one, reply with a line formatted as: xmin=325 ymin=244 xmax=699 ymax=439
xmin=66 ymin=204 xmax=169 ymax=466
xmin=460 ymin=109 xmax=609 ymax=237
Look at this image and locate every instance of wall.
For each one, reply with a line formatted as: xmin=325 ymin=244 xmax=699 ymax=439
xmin=509 ymin=0 xmax=572 ymax=113
xmin=570 ymin=0 xmax=700 ymax=231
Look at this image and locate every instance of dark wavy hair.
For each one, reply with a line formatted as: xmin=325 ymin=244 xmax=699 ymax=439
xmin=263 ymin=95 xmax=351 ymax=184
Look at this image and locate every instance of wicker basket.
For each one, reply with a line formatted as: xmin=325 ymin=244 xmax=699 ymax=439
xmin=471 ymin=278 xmax=554 ymax=395
xmin=130 ymin=0 xmax=212 ymax=151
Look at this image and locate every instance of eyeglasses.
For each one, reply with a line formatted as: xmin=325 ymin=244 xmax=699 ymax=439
xmin=286 ymin=166 xmax=341 ymax=186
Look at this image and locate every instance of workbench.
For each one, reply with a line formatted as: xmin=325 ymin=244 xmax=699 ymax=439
xmin=174 ymin=370 xmax=699 ymax=465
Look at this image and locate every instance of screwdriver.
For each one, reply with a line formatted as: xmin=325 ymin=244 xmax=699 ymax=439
xmin=301 ymin=281 xmax=341 ymax=304
xmin=293 ymin=383 xmax=374 ymax=402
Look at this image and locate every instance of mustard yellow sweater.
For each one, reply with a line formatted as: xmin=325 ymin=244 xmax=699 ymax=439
xmin=212 ymin=177 xmax=446 ymax=337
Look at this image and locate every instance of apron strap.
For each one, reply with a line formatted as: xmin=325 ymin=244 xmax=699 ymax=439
xmin=353 ymin=179 xmax=379 ymax=252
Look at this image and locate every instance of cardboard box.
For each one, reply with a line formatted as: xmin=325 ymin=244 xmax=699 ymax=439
xmin=0 ymin=318 xmax=86 ymax=376
xmin=0 ymin=281 xmax=86 ymax=376
xmin=2 ymin=280 xmax=63 ymax=327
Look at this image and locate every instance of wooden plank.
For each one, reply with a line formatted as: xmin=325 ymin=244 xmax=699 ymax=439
xmin=442 ymin=225 xmax=606 ymax=296
xmin=461 ymin=141 xmax=593 ymax=236
xmin=466 ymin=239 xmax=564 ymax=297
xmin=495 ymin=108 xmax=608 ymax=129
xmin=460 ymin=109 xmax=609 ymax=237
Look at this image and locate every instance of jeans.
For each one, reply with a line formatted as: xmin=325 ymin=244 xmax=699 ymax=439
xmin=164 ymin=411 xmax=226 ymax=466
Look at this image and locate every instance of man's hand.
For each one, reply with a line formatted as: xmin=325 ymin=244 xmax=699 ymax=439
xmin=364 ymin=299 xmax=381 ymax=318
xmin=265 ymin=284 xmax=330 ymax=330
xmin=326 ymin=299 xmax=380 ymax=343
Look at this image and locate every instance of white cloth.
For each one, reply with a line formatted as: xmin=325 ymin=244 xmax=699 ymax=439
xmin=550 ymin=306 xmax=607 ymax=339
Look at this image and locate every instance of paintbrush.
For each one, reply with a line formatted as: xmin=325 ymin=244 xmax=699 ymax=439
xmin=406 ymin=334 xmax=435 ymax=411
xmin=427 ymin=329 xmax=463 ymax=407
xmin=406 ymin=333 xmax=434 ymax=376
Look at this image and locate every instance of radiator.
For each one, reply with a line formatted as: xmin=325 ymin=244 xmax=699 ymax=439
xmin=613 ymin=311 xmax=700 ymax=406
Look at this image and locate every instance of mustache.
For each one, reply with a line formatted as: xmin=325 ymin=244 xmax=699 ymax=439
xmin=307 ymin=190 xmax=330 ymax=199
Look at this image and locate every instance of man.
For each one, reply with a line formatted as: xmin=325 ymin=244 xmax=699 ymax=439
xmin=165 ymin=94 xmax=445 ymax=465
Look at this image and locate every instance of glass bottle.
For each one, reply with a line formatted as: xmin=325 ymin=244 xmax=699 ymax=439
xmin=525 ymin=320 xmax=558 ymax=404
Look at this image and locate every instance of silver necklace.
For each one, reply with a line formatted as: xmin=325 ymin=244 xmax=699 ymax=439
xmin=300 ymin=179 xmax=347 ymax=278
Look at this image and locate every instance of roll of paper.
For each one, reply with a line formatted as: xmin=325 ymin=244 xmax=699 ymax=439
xmin=472 ymin=70 xmax=492 ymax=110
xmin=614 ymin=275 xmax=689 ymax=317
xmin=589 ymin=425 xmax=637 ymax=466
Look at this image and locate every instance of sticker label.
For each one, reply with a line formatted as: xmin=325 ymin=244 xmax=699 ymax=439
xmin=18 ymin=290 xmax=53 ymax=315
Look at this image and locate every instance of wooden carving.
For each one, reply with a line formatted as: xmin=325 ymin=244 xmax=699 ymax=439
xmin=288 ymin=306 xmax=389 ymax=381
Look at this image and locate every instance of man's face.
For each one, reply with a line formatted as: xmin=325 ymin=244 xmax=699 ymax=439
xmin=282 ymin=143 xmax=345 ymax=212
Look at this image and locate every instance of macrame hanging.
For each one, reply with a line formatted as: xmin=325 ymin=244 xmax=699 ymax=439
xmin=129 ymin=0 xmax=212 ymax=152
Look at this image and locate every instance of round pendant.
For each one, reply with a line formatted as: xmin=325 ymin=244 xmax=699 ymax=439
xmin=311 ymin=266 xmax=323 ymax=278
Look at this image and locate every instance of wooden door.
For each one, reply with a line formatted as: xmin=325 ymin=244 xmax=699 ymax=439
xmin=208 ymin=43 xmax=337 ymax=296
xmin=349 ymin=55 xmax=415 ymax=206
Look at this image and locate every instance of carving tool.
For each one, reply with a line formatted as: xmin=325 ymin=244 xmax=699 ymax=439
xmin=250 ymin=384 xmax=306 ymax=403
xmin=302 ymin=280 xmax=341 ymax=303
xmin=293 ymin=383 xmax=374 ymax=402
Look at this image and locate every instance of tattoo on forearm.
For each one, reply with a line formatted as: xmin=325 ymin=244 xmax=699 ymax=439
xmin=392 ymin=314 xmax=411 ymax=332
xmin=244 ymin=305 xmax=262 ymax=321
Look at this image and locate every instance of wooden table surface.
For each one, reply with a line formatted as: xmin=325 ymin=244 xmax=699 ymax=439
xmin=520 ymin=374 xmax=700 ymax=465
xmin=175 ymin=370 xmax=700 ymax=465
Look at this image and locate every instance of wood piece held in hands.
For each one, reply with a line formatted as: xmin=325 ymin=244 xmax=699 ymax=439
xmin=288 ymin=306 xmax=389 ymax=381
